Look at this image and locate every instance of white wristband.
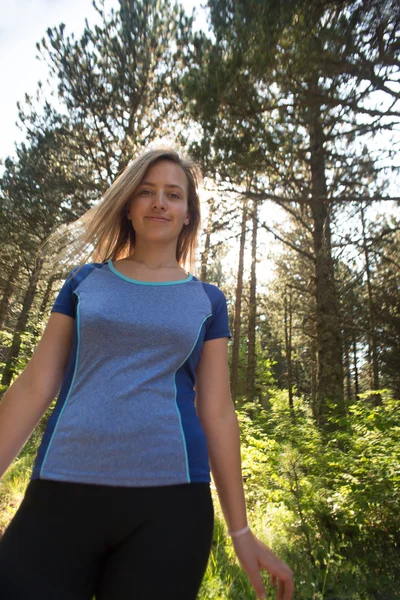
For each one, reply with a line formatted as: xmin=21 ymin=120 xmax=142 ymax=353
xmin=228 ymin=524 xmax=251 ymax=538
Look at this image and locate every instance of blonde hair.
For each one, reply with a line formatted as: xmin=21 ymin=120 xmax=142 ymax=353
xmin=41 ymin=147 xmax=202 ymax=275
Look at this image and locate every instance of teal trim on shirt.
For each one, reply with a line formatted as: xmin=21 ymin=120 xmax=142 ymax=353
xmin=107 ymin=259 xmax=193 ymax=286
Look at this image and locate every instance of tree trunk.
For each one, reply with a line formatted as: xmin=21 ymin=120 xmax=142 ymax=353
xmin=1 ymin=259 xmax=43 ymax=388
xmin=0 ymin=262 xmax=20 ymax=328
xmin=246 ymin=198 xmax=258 ymax=401
xmin=307 ymin=81 xmax=344 ymax=426
xmin=352 ymin=335 xmax=360 ymax=398
xmin=311 ymin=339 xmax=318 ymax=419
xmin=38 ymin=275 xmax=56 ymax=317
xmin=230 ymin=197 xmax=248 ymax=404
xmin=30 ymin=274 xmax=58 ymax=345
xmin=284 ymin=289 xmax=294 ymax=411
xmin=200 ymin=198 xmax=215 ymax=282
xmin=343 ymin=338 xmax=351 ymax=411
xmin=360 ymin=203 xmax=381 ymax=405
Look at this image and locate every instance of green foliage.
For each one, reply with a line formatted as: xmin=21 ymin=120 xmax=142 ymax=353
xmin=0 ymin=330 xmax=13 ymax=377
xmin=234 ymin=391 xmax=400 ymax=599
xmin=199 ymin=389 xmax=400 ymax=599
xmin=0 ymin=426 xmax=42 ymax=534
xmin=12 ymin=330 xmax=37 ymax=375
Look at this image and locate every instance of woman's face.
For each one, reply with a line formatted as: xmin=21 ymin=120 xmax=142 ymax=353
xmin=127 ymin=160 xmax=190 ymax=242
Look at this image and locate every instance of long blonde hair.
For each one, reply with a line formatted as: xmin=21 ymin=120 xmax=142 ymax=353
xmin=41 ymin=147 xmax=203 ymax=275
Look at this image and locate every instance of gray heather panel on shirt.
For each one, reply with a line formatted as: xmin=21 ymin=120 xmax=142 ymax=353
xmin=41 ymin=266 xmax=212 ymax=486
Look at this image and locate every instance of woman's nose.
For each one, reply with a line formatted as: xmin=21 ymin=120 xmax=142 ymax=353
xmin=152 ymin=191 xmax=166 ymax=208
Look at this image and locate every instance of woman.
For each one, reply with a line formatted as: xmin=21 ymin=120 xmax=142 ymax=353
xmin=0 ymin=147 xmax=293 ymax=600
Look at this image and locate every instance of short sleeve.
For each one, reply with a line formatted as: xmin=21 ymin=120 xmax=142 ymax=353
xmin=204 ymin=291 xmax=232 ymax=341
xmin=51 ymin=267 xmax=80 ymax=318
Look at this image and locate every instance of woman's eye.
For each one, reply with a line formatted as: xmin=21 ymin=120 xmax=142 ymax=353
xmin=138 ymin=189 xmax=181 ymax=199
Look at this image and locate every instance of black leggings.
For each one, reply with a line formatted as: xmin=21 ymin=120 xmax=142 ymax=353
xmin=0 ymin=478 xmax=214 ymax=599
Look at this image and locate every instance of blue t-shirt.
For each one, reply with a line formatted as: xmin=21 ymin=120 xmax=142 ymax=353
xmin=32 ymin=260 xmax=231 ymax=487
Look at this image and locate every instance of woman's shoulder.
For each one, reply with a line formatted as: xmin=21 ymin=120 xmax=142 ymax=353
xmin=192 ymin=276 xmax=229 ymax=303
xmin=64 ymin=261 xmax=106 ymax=284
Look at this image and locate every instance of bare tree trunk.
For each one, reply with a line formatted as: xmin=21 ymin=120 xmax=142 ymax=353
xmin=343 ymin=339 xmax=351 ymax=411
xmin=307 ymin=80 xmax=344 ymax=426
xmin=29 ymin=274 xmax=58 ymax=345
xmin=360 ymin=203 xmax=381 ymax=405
xmin=0 ymin=262 xmax=19 ymax=328
xmin=1 ymin=258 xmax=43 ymax=388
xmin=366 ymin=342 xmax=373 ymax=387
xmin=284 ymin=289 xmax=294 ymax=411
xmin=246 ymin=198 xmax=258 ymax=401
xmin=230 ymin=197 xmax=248 ymax=404
xmin=295 ymin=362 xmax=301 ymax=395
xmin=311 ymin=339 xmax=318 ymax=419
xmin=200 ymin=198 xmax=215 ymax=282
xmin=38 ymin=275 xmax=56 ymax=317
xmin=352 ymin=335 xmax=360 ymax=398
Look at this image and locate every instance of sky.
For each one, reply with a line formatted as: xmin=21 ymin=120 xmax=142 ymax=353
xmin=1 ymin=0 xmax=98 ymax=160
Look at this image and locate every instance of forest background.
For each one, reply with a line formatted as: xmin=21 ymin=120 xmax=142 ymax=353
xmin=0 ymin=0 xmax=399 ymax=598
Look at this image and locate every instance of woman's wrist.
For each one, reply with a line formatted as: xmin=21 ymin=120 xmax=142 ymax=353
xmin=228 ymin=524 xmax=251 ymax=538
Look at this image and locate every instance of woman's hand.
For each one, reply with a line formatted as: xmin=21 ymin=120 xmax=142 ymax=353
xmin=231 ymin=530 xmax=294 ymax=600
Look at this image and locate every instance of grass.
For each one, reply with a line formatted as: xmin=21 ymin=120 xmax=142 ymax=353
xmin=198 ymin=488 xmax=286 ymax=600
xmin=0 ymin=428 xmax=42 ymax=535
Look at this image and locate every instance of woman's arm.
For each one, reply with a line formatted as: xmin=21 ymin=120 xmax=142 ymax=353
xmin=195 ymin=337 xmax=294 ymax=600
xmin=195 ymin=339 xmax=247 ymax=532
xmin=0 ymin=312 xmax=74 ymax=479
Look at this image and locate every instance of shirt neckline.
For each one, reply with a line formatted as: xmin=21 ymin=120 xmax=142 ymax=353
xmin=106 ymin=259 xmax=193 ymax=286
